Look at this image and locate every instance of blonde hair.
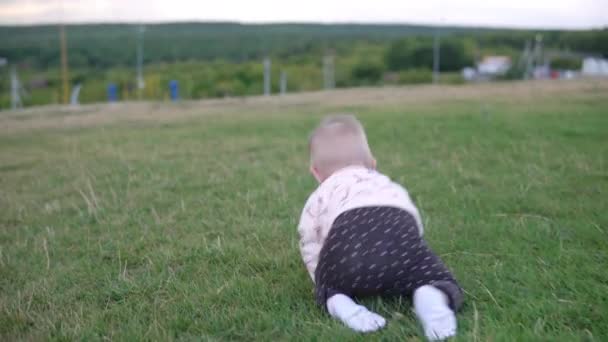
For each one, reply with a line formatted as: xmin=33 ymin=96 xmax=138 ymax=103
xmin=309 ymin=114 xmax=374 ymax=179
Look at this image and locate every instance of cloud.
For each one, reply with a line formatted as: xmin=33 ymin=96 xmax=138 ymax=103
xmin=0 ymin=0 xmax=606 ymax=28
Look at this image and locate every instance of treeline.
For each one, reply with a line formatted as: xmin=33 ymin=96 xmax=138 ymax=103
xmin=0 ymin=23 xmax=479 ymax=68
xmin=2 ymin=23 xmax=606 ymax=70
xmin=0 ymin=23 xmax=606 ymax=108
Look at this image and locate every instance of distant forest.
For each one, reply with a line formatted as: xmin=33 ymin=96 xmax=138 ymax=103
xmin=0 ymin=23 xmax=606 ymax=107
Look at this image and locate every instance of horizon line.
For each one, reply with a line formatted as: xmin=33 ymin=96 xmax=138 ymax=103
xmin=0 ymin=19 xmax=605 ymax=31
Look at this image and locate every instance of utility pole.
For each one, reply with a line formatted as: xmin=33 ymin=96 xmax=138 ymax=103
xmin=263 ymin=57 xmax=271 ymax=96
xmin=323 ymin=55 xmax=335 ymax=90
xmin=433 ymin=25 xmax=441 ymax=84
xmin=280 ymin=71 xmax=287 ymax=95
xmin=70 ymin=84 xmax=82 ymax=106
xmin=523 ymin=35 xmax=543 ymax=80
xmin=533 ymin=34 xmax=544 ymax=72
xmin=10 ymin=66 xmax=23 ymax=110
xmin=59 ymin=24 xmax=70 ymax=104
xmin=522 ymin=40 xmax=532 ymax=80
xmin=136 ymin=25 xmax=146 ymax=92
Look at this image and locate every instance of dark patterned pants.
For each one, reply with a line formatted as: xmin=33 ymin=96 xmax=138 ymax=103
xmin=315 ymin=206 xmax=463 ymax=312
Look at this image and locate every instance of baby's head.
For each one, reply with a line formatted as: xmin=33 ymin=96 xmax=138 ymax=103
xmin=308 ymin=114 xmax=376 ymax=183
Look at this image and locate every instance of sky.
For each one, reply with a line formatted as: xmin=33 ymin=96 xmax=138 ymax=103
xmin=0 ymin=0 xmax=606 ymax=29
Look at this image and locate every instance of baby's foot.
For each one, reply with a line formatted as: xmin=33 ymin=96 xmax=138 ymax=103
xmin=344 ymin=307 xmax=387 ymax=333
xmin=419 ymin=307 xmax=456 ymax=341
xmin=327 ymin=294 xmax=386 ymax=333
xmin=413 ymin=285 xmax=457 ymax=341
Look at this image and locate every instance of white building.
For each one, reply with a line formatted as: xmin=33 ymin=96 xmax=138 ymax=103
xmin=581 ymin=57 xmax=608 ymax=76
xmin=461 ymin=67 xmax=476 ymax=81
xmin=477 ymin=56 xmax=512 ymax=76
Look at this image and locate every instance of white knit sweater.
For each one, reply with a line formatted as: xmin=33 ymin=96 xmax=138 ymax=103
xmin=297 ymin=166 xmax=424 ymax=281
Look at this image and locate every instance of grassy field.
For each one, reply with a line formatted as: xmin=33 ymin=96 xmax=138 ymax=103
xmin=1 ymin=80 xmax=607 ymax=341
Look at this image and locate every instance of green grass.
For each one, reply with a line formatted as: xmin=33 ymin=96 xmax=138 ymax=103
xmin=1 ymin=83 xmax=607 ymax=341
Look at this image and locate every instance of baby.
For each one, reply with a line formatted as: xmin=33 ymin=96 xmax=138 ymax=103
xmin=297 ymin=115 xmax=463 ymax=340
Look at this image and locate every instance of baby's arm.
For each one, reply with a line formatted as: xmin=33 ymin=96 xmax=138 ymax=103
xmin=297 ymin=195 xmax=322 ymax=282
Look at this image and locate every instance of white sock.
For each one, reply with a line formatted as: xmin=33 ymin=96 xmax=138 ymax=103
xmin=413 ymin=285 xmax=457 ymax=341
xmin=326 ymin=294 xmax=386 ymax=333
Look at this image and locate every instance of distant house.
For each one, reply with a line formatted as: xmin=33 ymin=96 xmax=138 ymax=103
xmin=533 ymin=65 xmax=551 ymax=80
xmin=581 ymin=57 xmax=608 ymax=76
xmin=477 ymin=56 xmax=512 ymax=76
xmin=461 ymin=67 xmax=476 ymax=81
xmin=29 ymin=78 xmax=49 ymax=89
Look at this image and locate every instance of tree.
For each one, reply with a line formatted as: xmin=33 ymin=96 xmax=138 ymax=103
xmin=351 ymin=60 xmax=385 ymax=85
xmin=386 ymin=37 xmax=473 ymax=72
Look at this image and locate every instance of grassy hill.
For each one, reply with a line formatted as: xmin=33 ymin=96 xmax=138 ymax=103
xmin=1 ymin=79 xmax=607 ymax=340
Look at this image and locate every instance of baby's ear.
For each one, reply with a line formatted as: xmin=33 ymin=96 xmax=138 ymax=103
xmin=310 ymin=165 xmax=323 ymax=183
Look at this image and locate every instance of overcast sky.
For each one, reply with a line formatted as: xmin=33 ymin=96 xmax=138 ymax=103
xmin=0 ymin=0 xmax=606 ymax=29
